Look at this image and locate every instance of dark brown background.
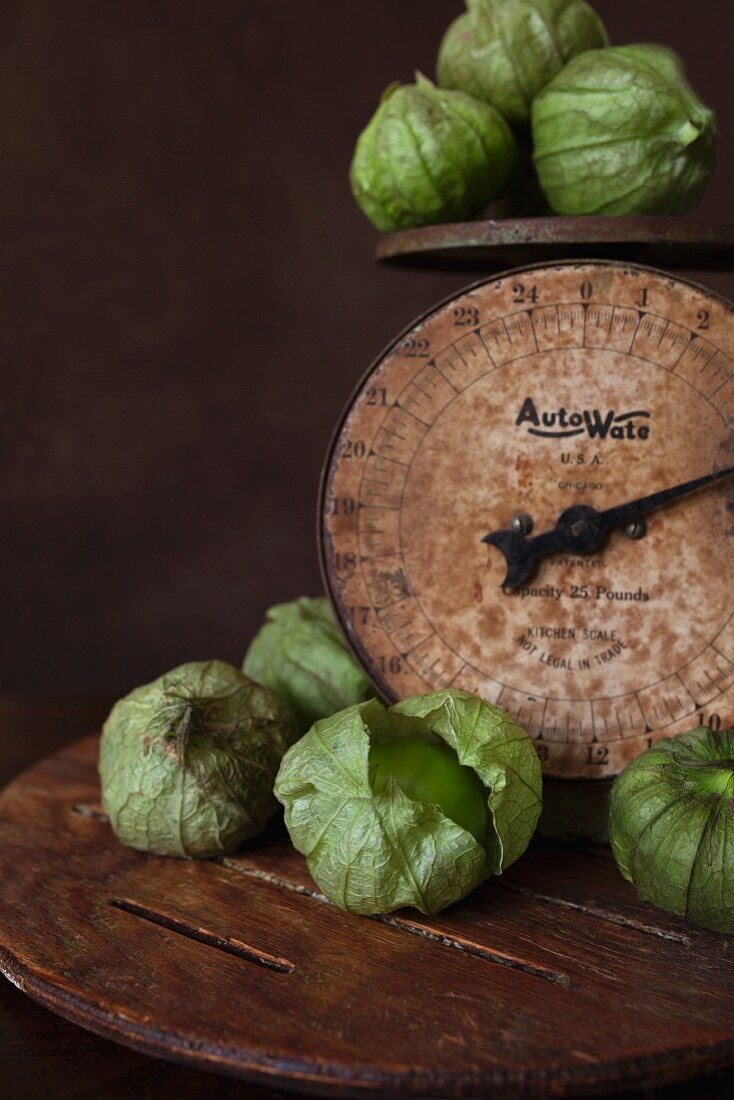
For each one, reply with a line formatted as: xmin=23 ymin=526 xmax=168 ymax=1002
xmin=3 ymin=0 xmax=733 ymax=695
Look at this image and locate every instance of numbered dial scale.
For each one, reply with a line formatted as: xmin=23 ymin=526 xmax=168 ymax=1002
xmin=320 ymin=261 xmax=734 ymax=780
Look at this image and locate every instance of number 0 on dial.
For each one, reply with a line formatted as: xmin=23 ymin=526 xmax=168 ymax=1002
xmin=320 ymin=261 xmax=734 ymax=780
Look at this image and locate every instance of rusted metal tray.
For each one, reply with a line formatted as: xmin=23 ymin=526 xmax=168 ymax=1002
xmin=0 ymin=735 xmax=733 ymax=1098
xmin=376 ymin=217 xmax=734 ymax=272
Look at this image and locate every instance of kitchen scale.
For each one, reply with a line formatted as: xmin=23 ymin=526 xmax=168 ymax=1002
xmin=2 ymin=218 xmax=734 ymax=1099
xmin=320 ymin=216 xmax=734 ymax=840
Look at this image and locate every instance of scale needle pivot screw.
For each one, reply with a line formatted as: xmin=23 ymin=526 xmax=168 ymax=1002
xmin=625 ymin=520 xmax=647 ymax=540
xmin=509 ymin=513 xmax=534 ymax=536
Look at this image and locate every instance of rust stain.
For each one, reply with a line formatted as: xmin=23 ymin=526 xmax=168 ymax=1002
xmin=515 ymin=453 xmax=533 ymax=491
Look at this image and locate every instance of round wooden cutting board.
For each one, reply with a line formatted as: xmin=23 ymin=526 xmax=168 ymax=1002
xmin=0 ymin=736 xmax=733 ymax=1097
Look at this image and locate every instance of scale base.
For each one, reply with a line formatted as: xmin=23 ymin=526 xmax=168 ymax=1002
xmin=539 ymin=778 xmax=612 ymax=844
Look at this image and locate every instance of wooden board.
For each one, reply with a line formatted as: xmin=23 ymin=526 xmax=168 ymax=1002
xmin=0 ymin=736 xmax=732 ymax=1098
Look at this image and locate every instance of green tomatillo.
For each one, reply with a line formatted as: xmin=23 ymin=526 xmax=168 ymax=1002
xmin=274 ymin=691 xmax=542 ymax=916
xmin=437 ymin=0 xmax=609 ymax=128
xmin=609 ymin=727 xmax=734 ymax=933
xmin=243 ymin=597 xmax=373 ymax=733
xmin=532 ymin=44 xmax=717 ymax=215
xmin=350 ymin=73 xmax=517 ymax=233
xmin=99 ymin=660 xmax=298 ymax=859
xmin=369 ymin=737 xmax=489 ymax=845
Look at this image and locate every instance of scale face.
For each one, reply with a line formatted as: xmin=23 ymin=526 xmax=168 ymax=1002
xmin=320 ymin=261 xmax=734 ymax=780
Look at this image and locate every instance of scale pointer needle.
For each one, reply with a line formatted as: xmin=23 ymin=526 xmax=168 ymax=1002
xmin=482 ymin=464 xmax=734 ymax=589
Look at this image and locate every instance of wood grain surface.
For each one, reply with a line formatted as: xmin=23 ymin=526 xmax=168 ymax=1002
xmin=1 ymin=732 xmax=733 ymax=1099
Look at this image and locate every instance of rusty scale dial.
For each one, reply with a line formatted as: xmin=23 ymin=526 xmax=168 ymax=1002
xmin=320 ymin=261 xmax=734 ymax=780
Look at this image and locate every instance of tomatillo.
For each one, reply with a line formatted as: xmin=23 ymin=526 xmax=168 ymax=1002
xmin=610 ymin=727 xmax=734 ymax=933
xmin=274 ymin=691 xmax=542 ymax=916
xmin=532 ymin=44 xmax=717 ymax=215
xmin=243 ymin=596 xmax=372 ymax=733
xmin=437 ymin=0 xmax=609 ymax=128
xmin=369 ymin=737 xmax=489 ymax=845
xmin=99 ymin=660 xmax=298 ymax=858
xmin=350 ymin=73 xmax=517 ymax=232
